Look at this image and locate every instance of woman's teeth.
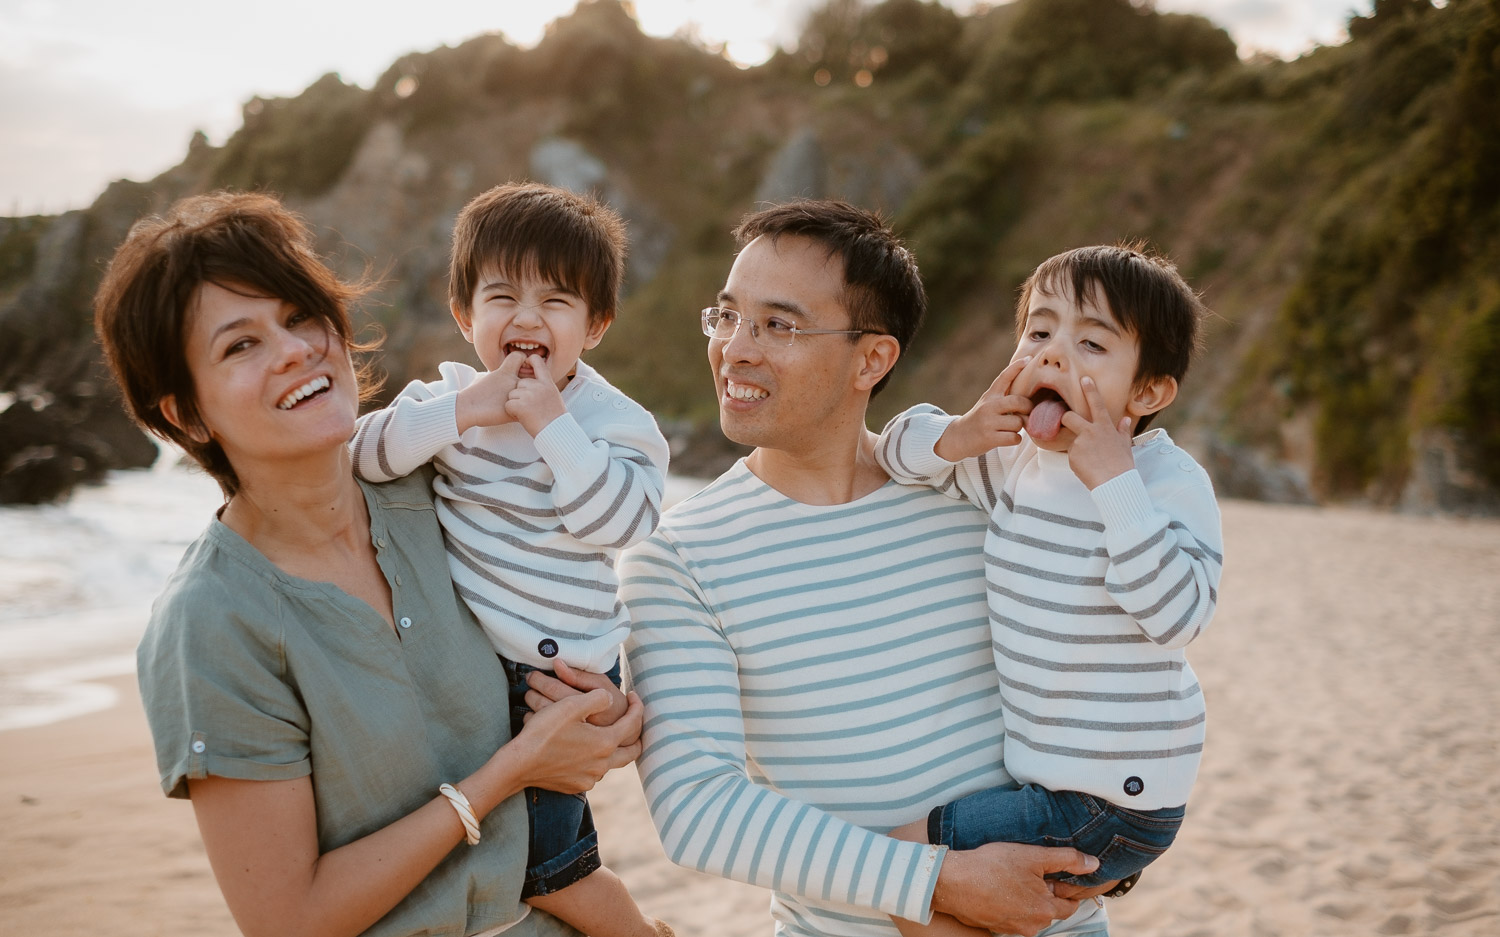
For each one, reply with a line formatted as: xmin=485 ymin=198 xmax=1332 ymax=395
xmin=278 ymin=376 xmax=330 ymax=409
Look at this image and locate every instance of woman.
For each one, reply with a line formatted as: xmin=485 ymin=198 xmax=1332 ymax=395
xmin=93 ymin=191 xmax=642 ymax=937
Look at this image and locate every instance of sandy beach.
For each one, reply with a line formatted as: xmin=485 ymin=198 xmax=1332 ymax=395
xmin=2 ymin=498 xmax=1497 ymax=936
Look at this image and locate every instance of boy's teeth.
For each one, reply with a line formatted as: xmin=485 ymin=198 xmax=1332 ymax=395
xmin=278 ymin=375 xmax=330 ymax=409
xmin=726 ymin=381 xmax=768 ymax=400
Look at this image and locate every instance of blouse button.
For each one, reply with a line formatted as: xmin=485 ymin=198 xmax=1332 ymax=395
xmin=394 ymin=574 xmax=403 ymax=586
xmin=191 ymin=740 xmax=206 ymax=754
xmin=399 ymin=617 xmax=413 ymax=629
xmin=592 ymin=390 xmax=606 ymax=401
xmin=376 ymin=537 xmax=387 ymax=549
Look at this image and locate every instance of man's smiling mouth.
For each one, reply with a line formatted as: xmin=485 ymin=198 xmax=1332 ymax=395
xmin=725 ymin=380 xmax=768 ymax=401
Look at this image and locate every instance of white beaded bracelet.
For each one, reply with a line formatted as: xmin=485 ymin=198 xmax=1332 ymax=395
xmin=438 ymin=783 xmax=481 ymax=846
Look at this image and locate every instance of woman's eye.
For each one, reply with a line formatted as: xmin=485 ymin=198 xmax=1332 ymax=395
xmin=224 ymin=338 xmax=253 ymax=356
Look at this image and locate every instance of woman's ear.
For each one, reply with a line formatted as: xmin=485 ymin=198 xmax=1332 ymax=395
xmin=853 ymin=335 xmax=901 ymax=393
xmin=1126 ymin=375 xmax=1178 ymax=419
xmin=159 ymin=394 xmax=211 ymax=444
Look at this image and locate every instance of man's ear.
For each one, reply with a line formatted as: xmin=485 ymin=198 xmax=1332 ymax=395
xmin=1126 ymin=375 xmax=1178 ymax=418
xmin=852 ymin=335 xmax=901 ymax=393
xmin=451 ymin=302 xmax=475 ymax=343
xmin=159 ymin=394 xmax=211 ymax=444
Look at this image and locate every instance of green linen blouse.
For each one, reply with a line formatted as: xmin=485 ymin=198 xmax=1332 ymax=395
xmin=138 ymin=468 xmax=579 ymax=937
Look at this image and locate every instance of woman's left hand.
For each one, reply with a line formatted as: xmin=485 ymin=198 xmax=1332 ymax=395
xmin=525 ymin=659 xmax=631 ymax=727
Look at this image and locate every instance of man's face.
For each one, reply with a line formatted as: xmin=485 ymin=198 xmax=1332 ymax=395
xmin=709 ymin=235 xmax=868 ymax=454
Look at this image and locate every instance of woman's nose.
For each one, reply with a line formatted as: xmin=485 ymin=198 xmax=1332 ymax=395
xmin=272 ymin=325 xmax=321 ymax=367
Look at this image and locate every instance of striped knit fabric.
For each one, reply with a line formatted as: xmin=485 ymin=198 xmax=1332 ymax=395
xmin=351 ymin=359 xmax=668 ymax=671
xmin=621 ymin=461 xmax=1108 ymax=937
xmin=877 ymin=406 xmax=1223 ymax=810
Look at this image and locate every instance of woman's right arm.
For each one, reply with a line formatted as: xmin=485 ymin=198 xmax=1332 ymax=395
xmin=188 ymin=688 xmax=643 ymax=937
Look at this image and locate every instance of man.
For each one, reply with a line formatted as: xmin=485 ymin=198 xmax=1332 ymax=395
xmin=617 ymin=201 xmax=1113 ymax=936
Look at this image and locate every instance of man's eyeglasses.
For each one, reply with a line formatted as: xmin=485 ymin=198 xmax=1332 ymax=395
xmin=701 ymin=308 xmax=884 ymax=347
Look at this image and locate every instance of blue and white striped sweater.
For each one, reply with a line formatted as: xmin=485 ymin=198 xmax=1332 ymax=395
xmin=622 ymin=461 xmax=1107 ymax=937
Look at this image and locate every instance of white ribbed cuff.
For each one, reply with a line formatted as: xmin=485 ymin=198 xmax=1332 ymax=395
xmin=532 ymin=413 xmax=604 ymax=493
xmin=1090 ymin=468 xmax=1156 ymax=531
xmin=399 ymin=391 xmax=463 ymax=454
xmin=893 ymin=412 xmax=960 ymax=478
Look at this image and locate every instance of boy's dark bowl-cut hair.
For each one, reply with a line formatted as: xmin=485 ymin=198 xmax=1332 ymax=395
xmin=1016 ymin=243 xmax=1206 ymax=433
xmin=733 ymin=199 xmax=926 ymax=396
xmin=93 ymin=190 xmax=378 ymax=498
xmin=449 ymin=183 xmax=628 ymax=329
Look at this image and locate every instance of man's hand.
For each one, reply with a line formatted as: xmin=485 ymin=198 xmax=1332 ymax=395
xmin=1059 ymin=376 xmax=1136 ymax=490
xmin=506 ymin=354 xmax=568 ymax=437
xmin=1051 ymin=878 xmax=1121 ymax=901
xmin=524 ymin=659 xmax=630 ymax=727
xmin=935 ymin=356 xmax=1033 ymax=462
xmin=931 ymin=842 xmax=1097 ymax=937
xmin=455 ymin=351 xmax=525 ymax=434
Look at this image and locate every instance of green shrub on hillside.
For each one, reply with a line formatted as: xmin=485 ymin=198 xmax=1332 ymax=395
xmin=1256 ymin=0 xmax=1500 ymax=499
xmin=211 ymin=73 xmax=375 ymax=197
xmin=970 ymin=0 xmax=1236 ymax=104
xmin=897 ymin=120 xmax=1031 ymax=330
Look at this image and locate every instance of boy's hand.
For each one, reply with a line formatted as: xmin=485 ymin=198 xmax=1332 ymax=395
xmin=455 ymin=351 xmax=525 ymax=433
xmin=525 ymin=660 xmax=630 ymax=727
xmin=505 ymin=355 xmax=568 ymax=437
xmin=1059 ymin=376 xmax=1136 ymax=489
xmin=935 ymin=356 xmax=1033 ymax=462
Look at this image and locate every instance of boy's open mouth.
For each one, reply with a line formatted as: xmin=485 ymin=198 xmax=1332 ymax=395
xmin=1027 ymin=387 xmax=1070 ymax=441
xmin=505 ymin=341 xmax=549 ymax=359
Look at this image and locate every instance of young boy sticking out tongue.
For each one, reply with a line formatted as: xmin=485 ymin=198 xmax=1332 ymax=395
xmin=875 ymin=244 xmax=1224 ymax=936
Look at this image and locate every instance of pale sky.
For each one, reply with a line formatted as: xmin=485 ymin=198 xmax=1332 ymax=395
xmin=1 ymin=0 xmax=1372 ymax=216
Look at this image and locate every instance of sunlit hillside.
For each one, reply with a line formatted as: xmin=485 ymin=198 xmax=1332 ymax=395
xmin=2 ymin=0 xmax=1495 ymax=510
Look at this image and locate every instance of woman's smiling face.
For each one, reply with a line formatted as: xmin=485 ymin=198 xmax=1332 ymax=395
xmin=165 ymin=280 xmax=359 ymax=475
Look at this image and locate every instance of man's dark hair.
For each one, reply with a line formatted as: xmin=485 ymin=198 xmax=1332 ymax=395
xmin=733 ymin=200 xmax=926 ymax=396
xmin=1016 ymin=243 xmax=1205 ymax=432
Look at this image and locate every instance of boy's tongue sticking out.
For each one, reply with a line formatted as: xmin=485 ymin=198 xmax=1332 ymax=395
xmin=1027 ymin=389 xmax=1068 ymax=442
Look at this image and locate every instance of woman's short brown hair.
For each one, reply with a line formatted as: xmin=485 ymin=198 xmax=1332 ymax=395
xmin=93 ymin=191 xmax=376 ymax=496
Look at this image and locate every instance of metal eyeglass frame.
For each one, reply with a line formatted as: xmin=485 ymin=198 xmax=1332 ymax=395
xmin=701 ymin=307 xmax=884 ymax=346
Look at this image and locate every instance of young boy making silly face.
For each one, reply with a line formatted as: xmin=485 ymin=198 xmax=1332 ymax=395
xmin=352 ymin=183 xmax=673 ymax=937
xmin=877 ymin=244 xmax=1224 ymax=937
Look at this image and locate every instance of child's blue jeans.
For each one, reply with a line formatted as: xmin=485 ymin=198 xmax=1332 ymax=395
xmin=928 ymin=783 xmax=1185 ymax=887
xmin=503 ymin=657 xmax=622 ymax=898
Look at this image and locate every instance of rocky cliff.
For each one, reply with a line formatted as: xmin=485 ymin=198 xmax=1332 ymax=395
xmin=2 ymin=0 xmax=1496 ymax=511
